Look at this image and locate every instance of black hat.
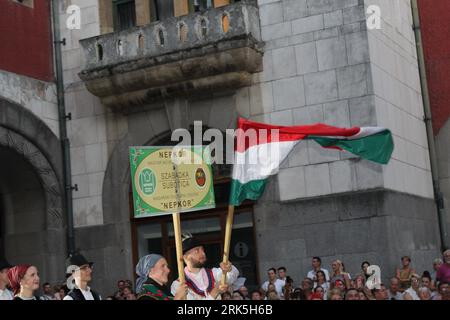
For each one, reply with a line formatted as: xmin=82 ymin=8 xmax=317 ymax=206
xmin=182 ymin=233 xmax=202 ymax=254
xmin=69 ymin=253 xmax=93 ymax=267
xmin=0 ymin=257 xmax=12 ymax=270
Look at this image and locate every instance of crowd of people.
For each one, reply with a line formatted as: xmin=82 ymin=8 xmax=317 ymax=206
xmin=236 ymin=253 xmax=450 ymax=300
xmin=1 ymin=235 xmax=449 ymax=300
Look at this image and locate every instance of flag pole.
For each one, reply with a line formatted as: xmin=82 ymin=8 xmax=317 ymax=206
xmin=220 ymin=204 xmax=235 ymax=285
xmin=172 ymin=211 xmax=186 ymax=300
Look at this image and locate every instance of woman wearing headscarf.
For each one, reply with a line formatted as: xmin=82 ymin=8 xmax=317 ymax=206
xmin=8 ymin=264 xmax=40 ymax=300
xmin=136 ymin=254 xmax=187 ymax=300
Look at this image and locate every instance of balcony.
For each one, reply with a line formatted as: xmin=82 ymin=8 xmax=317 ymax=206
xmin=79 ymin=1 xmax=263 ymax=113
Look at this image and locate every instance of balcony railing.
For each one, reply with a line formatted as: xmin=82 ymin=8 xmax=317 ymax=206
xmin=79 ymin=0 xmax=263 ymax=113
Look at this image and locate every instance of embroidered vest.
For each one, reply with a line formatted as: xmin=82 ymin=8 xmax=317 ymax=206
xmin=184 ymin=268 xmax=215 ymax=297
xmin=138 ymin=283 xmax=173 ymax=301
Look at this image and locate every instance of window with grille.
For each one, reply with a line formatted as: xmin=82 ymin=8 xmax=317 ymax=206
xmin=114 ymin=0 xmax=136 ymax=31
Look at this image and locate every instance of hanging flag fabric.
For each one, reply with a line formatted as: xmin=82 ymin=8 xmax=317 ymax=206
xmin=229 ymin=118 xmax=394 ymax=206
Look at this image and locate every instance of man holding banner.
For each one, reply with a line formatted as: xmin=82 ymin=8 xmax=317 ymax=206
xmin=171 ymin=234 xmax=239 ymax=300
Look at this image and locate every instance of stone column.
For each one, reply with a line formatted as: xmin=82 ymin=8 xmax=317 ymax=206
xmin=136 ymin=0 xmax=151 ymax=26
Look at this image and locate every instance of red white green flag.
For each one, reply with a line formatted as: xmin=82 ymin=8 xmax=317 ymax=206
xmin=229 ymin=118 xmax=394 ymax=206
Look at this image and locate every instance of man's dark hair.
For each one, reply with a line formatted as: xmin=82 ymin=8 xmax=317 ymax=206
xmin=251 ymin=290 xmax=262 ymax=297
xmin=312 ymin=257 xmax=322 ymax=263
xmin=291 ymin=288 xmax=306 ymax=300
xmin=438 ymin=282 xmax=450 ymax=290
xmin=285 ymin=276 xmax=294 ymax=284
xmin=267 ymin=267 xmax=276 ymax=273
xmin=42 ymin=282 xmax=50 ymax=288
xmin=345 ymin=288 xmax=358 ymax=299
xmin=277 ymin=266 xmax=286 ymax=272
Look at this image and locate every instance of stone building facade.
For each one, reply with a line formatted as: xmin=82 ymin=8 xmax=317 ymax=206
xmin=1 ymin=0 xmax=448 ymax=296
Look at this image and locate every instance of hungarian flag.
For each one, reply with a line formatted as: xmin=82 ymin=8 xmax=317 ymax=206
xmin=229 ymin=118 xmax=394 ymax=206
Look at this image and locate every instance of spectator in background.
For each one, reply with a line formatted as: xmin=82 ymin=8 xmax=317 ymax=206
xmin=314 ymin=270 xmax=329 ymax=298
xmin=309 ymin=292 xmax=323 ymax=300
xmin=40 ymin=282 xmax=55 ymax=300
xmin=396 ymin=256 xmax=415 ymax=292
xmin=332 ymin=279 xmax=346 ymax=293
xmin=354 ymin=274 xmax=366 ymax=291
xmin=403 ymin=273 xmax=421 ymax=300
xmin=261 ymin=268 xmax=284 ymax=298
xmin=114 ymin=280 xmax=125 ymax=300
xmin=283 ymin=276 xmax=294 ymax=300
xmin=301 ymin=277 xmax=313 ymax=300
xmin=441 ymin=283 xmax=450 ymax=300
xmin=307 ymin=257 xmax=330 ymax=281
xmin=238 ymin=286 xmax=250 ymax=300
xmin=330 ymin=260 xmax=351 ymax=290
xmin=232 ymin=291 xmax=244 ymax=300
xmin=277 ymin=267 xmax=287 ymax=283
xmin=123 ymin=286 xmax=136 ymax=300
xmin=328 ymin=288 xmax=343 ymax=300
xmin=358 ymin=290 xmax=369 ymax=300
xmin=345 ymin=288 xmax=360 ymax=300
xmin=373 ymin=284 xmax=389 ymax=300
xmin=0 ymin=257 xmax=13 ymax=300
xmin=361 ymin=261 xmax=370 ymax=281
xmin=421 ymin=272 xmax=436 ymax=299
xmin=418 ymin=287 xmax=432 ymax=300
xmin=430 ymin=258 xmax=442 ymax=283
xmin=313 ymin=286 xmax=325 ymax=300
xmin=222 ymin=291 xmax=232 ymax=300
xmin=436 ymin=249 xmax=450 ymax=284
xmin=267 ymin=291 xmax=280 ymax=300
xmin=57 ymin=285 xmax=68 ymax=300
xmin=265 ymin=283 xmax=278 ymax=300
xmin=290 ymin=288 xmax=306 ymax=300
xmin=251 ymin=289 xmax=263 ymax=300
xmin=388 ymin=277 xmax=403 ymax=300
xmin=433 ymin=282 xmax=449 ymax=300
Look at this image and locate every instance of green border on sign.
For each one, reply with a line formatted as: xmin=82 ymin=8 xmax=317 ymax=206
xmin=129 ymin=146 xmax=215 ymax=218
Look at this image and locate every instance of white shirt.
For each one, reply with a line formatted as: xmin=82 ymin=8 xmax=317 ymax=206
xmin=171 ymin=265 xmax=239 ymax=300
xmin=261 ymin=279 xmax=285 ymax=298
xmin=307 ymin=268 xmax=330 ymax=281
xmin=388 ymin=290 xmax=403 ymax=300
xmin=404 ymin=287 xmax=420 ymax=300
xmin=0 ymin=288 xmax=13 ymax=300
xmin=63 ymin=286 xmax=101 ymax=300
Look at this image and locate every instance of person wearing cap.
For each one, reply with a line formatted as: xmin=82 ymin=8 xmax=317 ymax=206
xmin=63 ymin=253 xmax=101 ymax=300
xmin=0 ymin=257 xmax=13 ymax=300
xmin=7 ymin=264 xmax=40 ymax=300
xmin=170 ymin=234 xmax=239 ymax=300
xmin=135 ymin=254 xmax=188 ymax=300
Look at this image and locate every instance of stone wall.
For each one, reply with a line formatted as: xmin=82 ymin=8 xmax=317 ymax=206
xmin=0 ymin=71 xmax=59 ymax=137
xmin=252 ymin=0 xmax=439 ymax=284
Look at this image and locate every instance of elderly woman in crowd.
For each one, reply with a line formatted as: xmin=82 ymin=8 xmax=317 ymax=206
xmin=8 ymin=264 xmax=40 ymax=300
xmin=135 ymin=254 xmax=187 ymax=300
